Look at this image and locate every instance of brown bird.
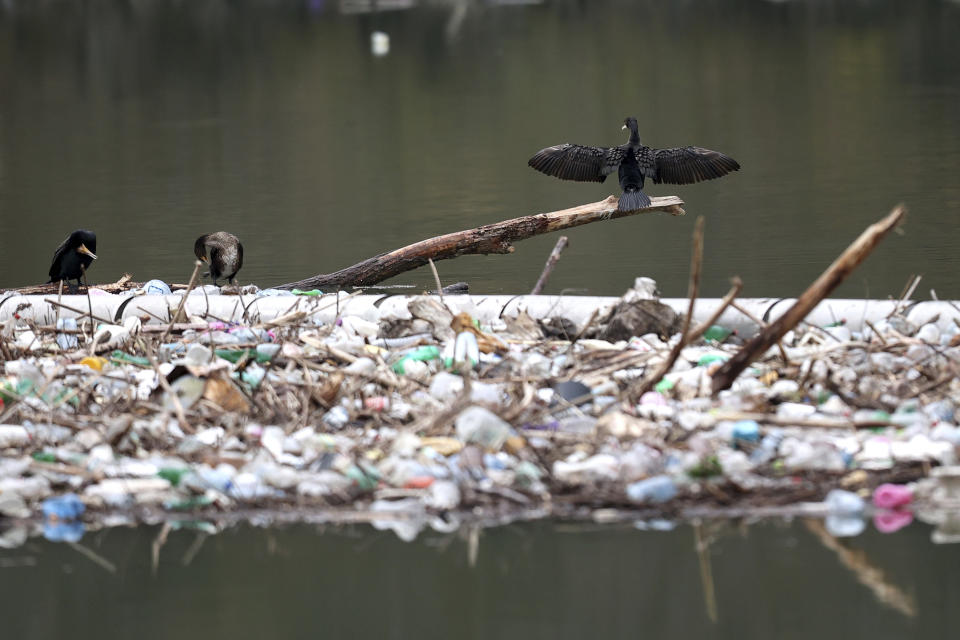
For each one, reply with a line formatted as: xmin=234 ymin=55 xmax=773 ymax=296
xmin=528 ymin=116 xmax=740 ymax=211
xmin=194 ymin=232 xmax=243 ymax=285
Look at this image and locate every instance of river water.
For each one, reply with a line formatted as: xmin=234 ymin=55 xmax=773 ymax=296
xmin=2 ymin=1 xmax=960 ymax=636
xmin=2 ymin=0 xmax=959 ymax=298
xmin=2 ymin=519 xmax=957 ymax=638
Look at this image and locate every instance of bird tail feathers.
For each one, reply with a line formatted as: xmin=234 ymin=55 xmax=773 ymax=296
xmin=618 ymin=190 xmax=651 ymax=212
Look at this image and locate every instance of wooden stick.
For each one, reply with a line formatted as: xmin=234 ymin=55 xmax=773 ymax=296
xmin=730 ymin=299 xmax=791 ymax=363
xmin=3 ymin=274 xmax=134 ymax=296
xmin=686 ymin=276 xmax=743 ymax=343
xmin=55 ymin=279 xmax=63 ymax=326
xmin=889 ymin=274 xmax=921 ymax=318
xmin=694 ymin=525 xmax=719 ymax=623
xmin=711 ymin=205 xmax=906 ymax=394
xmin=710 ymin=410 xmax=894 ymax=430
xmin=427 ymin=258 xmax=444 ymax=303
xmin=81 ymin=264 xmax=95 ymax=331
xmin=162 ymin=260 xmax=202 ymax=341
xmin=43 ymin=298 xmax=114 ymax=326
xmin=804 ymin=520 xmax=916 ymax=617
xmin=627 ymin=216 xmax=704 ymax=401
xmin=33 ymin=322 xmax=211 ymax=334
xmin=277 ymin=195 xmax=685 ymax=290
xmin=530 ymin=235 xmax=570 ymax=295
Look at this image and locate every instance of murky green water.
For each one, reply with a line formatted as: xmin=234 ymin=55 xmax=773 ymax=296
xmin=2 ymin=2 xmax=960 ymax=630
xmin=2 ymin=0 xmax=959 ymax=297
xmin=2 ymin=519 xmax=958 ymax=639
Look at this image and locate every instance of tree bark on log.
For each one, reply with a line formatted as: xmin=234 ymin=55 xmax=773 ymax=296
xmin=2 ymin=274 xmax=137 ymax=296
xmin=277 ymin=195 xmax=685 ymax=290
xmin=710 ymin=205 xmax=906 ymax=394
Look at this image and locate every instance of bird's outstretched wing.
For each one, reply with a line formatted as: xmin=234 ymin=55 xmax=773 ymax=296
xmin=47 ymin=234 xmax=72 ymax=281
xmin=528 ymin=144 xmax=625 ymax=183
xmin=651 ymin=146 xmax=740 ymax=185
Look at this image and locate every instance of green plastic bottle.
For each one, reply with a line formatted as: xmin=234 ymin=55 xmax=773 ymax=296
xmin=391 ymin=346 xmax=441 ymax=374
xmin=703 ymin=325 xmax=733 ymax=343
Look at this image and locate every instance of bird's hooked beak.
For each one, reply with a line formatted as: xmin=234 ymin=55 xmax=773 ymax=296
xmin=622 ymin=124 xmax=627 ymax=130
xmin=77 ymin=244 xmax=97 ymax=260
xmin=198 ymin=255 xmax=208 ymax=263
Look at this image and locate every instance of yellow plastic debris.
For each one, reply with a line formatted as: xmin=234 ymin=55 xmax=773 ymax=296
xmin=419 ymin=436 xmax=463 ymax=456
xmin=79 ymin=356 xmax=108 ymax=371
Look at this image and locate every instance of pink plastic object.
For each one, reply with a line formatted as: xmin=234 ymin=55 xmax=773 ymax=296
xmin=873 ymin=483 xmax=913 ymax=509
xmin=639 ymin=391 xmax=667 ymax=406
xmin=364 ymin=396 xmax=390 ymax=412
xmin=874 ymin=509 xmax=913 ymax=534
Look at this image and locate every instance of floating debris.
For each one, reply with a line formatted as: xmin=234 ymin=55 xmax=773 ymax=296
xmin=0 ymin=278 xmax=959 ymax=545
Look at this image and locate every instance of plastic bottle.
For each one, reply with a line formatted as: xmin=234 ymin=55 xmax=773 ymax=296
xmin=448 ymin=331 xmax=480 ymax=369
xmin=323 ymin=405 xmax=350 ymax=429
xmin=454 ymin=406 xmax=512 ymax=450
xmin=41 ymin=493 xmax=86 ymax=521
xmin=182 ymin=466 xmax=235 ymax=494
xmin=732 ymin=420 xmax=760 ymax=443
xmin=56 ymin=317 xmax=78 ymax=350
xmin=872 ymin=483 xmax=912 ymax=509
xmin=392 ymin=346 xmax=441 ymax=374
xmin=703 ymin=325 xmax=734 ymax=343
xmin=626 ymin=476 xmax=678 ymax=504
xmin=750 ymin=432 xmax=783 ymax=464
xmin=824 ymin=489 xmax=865 ymax=515
xmin=143 ymin=279 xmax=172 ymax=295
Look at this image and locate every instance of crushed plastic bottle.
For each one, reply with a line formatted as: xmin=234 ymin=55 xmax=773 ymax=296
xmin=41 ymin=493 xmax=85 ymax=521
xmin=142 ymin=279 xmax=172 ymax=295
xmin=393 ymin=346 xmax=441 ymax=374
xmin=750 ymin=431 xmax=783 ymax=465
xmin=55 ymin=317 xmax=78 ymax=350
xmin=455 ymin=406 xmax=513 ymax=450
xmin=626 ymin=476 xmax=678 ymax=504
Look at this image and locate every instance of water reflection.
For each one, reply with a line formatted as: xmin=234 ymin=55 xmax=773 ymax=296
xmin=3 ymin=517 xmax=958 ymax=638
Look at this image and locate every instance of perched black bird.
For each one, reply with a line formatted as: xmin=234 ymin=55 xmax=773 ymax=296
xmin=194 ymin=232 xmax=244 ymax=285
xmin=528 ymin=117 xmax=740 ymax=212
xmin=48 ymin=229 xmax=98 ymax=289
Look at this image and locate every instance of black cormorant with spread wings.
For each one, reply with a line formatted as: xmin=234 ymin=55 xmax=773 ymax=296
xmin=47 ymin=229 xmax=98 ymax=289
xmin=528 ymin=117 xmax=740 ymax=211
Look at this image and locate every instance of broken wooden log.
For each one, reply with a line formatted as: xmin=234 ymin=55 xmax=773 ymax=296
xmin=2 ymin=197 xmax=683 ymax=295
xmin=277 ymin=195 xmax=685 ymax=290
xmin=2 ymin=274 xmax=138 ymax=295
xmin=710 ymin=205 xmax=906 ymax=394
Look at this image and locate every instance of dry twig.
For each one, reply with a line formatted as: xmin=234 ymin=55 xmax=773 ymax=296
xmin=627 ymin=216 xmax=705 ymax=400
xmin=530 ymin=236 xmax=570 ymax=295
xmin=712 ymin=205 xmax=906 ymax=393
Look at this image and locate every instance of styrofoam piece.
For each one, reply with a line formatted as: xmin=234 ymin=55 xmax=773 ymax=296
xmin=2 ymin=290 xmax=958 ymax=338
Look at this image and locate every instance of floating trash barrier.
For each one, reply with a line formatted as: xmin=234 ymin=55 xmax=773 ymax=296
xmin=1 ymin=277 xmax=960 ymax=545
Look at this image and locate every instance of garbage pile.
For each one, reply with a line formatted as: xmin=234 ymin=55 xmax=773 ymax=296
xmin=2 ymin=278 xmax=960 ymax=544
